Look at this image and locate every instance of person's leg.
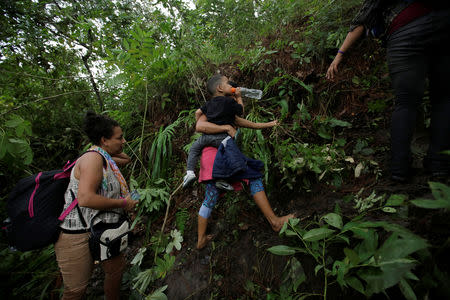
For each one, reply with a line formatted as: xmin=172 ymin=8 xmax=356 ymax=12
xmin=54 ymin=232 xmax=94 ymax=300
xmin=426 ymin=10 xmax=450 ymax=175
xmin=187 ymin=136 xmax=207 ymax=172
xmin=386 ymin=17 xmax=430 ymax=178
xmin=197 ymin=215 xmax=211 ymax=249
xmin=250 ymin=178 xmax=294 ymax=231
xmin=102 ymin=253 xmax=126 ymax=300
xmin=187 ymin=133 xmax=228 ymax=172
xmin=197 ymin=182 xmax=221 ymax=249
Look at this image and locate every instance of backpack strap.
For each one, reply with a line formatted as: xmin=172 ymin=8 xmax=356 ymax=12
xmin=57 ymin=189 xmax=88 ymax=230
xmin=57 ymin=151 xmax=107 ymax=226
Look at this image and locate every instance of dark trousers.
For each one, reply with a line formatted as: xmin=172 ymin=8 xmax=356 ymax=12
xmin=386 ymin=9 xmax=450 ymax=176
xmin=187 ymin=133 xmax=228 ymax=171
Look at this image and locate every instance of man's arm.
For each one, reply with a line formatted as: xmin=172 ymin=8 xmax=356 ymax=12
xmin=196 ymin=114 xmax=237 ymax=137
xmin=195 ymin=108 xmax=203 ymax=122
xmin=235 ymin=116 xmax=279 ymax=129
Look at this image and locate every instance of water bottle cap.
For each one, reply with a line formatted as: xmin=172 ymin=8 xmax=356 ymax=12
xmin=231 ymin=87 xmax=236 ymax=93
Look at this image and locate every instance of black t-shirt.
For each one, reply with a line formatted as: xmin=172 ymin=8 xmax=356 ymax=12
xmin=200 ymin=96 xmax=243 ymax=125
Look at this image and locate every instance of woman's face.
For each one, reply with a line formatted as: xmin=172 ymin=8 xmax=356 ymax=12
xmin=102 ymin=126 xmax=125 ymax=156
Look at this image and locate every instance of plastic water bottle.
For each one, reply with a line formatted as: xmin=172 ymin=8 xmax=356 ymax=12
xmin=130 ymin=190 xmax=140 ymax=201
xmin=231 ymin=87 xmax=263 ymax=100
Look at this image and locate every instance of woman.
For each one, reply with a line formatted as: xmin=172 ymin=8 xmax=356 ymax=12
xmin=55 ymin=112 xmax=138 ymax=299
xmin=327 ymin=0 xmax=450 ymax=182
xmin=195 ymin=113 xmax=294 ymax=249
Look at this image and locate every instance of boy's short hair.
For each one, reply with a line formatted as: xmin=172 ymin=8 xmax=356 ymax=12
xmin=207 ymin=74 xmax=225 ymax=95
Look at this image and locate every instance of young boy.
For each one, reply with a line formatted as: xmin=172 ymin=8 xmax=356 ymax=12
xmin=183 ymin=74 xmax=277 ymax=188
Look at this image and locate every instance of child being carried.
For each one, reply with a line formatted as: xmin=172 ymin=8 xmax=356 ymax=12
xmin=183 ymin=74 xmax=277 ymax=189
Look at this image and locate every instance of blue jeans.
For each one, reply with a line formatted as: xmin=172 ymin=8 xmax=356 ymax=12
xmin=386 ymin=9 xmax=450 ymax=176
xmin=198 ymin=178 xmax=265 ymax=219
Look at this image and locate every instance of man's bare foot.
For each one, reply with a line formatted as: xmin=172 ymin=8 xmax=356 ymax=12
xmin=196 ymin=234 xmax=214 ymax=249
xmin=270 ymin=214 xmax=295 ymax=232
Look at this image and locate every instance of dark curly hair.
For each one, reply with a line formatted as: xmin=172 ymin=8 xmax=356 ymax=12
xmin=83 ymin=111 xmax=119 ymax=145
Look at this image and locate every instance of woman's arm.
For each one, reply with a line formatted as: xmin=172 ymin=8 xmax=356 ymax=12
xmin=76 ymin=152 xmax=137 ymax=211
xmin=112 ymin=152 xmax=131 ymax=167
xmin=326 ymin=25 xmax=364 ymax=80
xmin=235 ymin=116 xmax=279 ymax=129
xmin=196 ymin=114 xmax=237 ymax=137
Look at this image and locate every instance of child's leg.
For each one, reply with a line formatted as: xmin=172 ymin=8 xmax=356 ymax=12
xmin=187 ymin=133 xmax=228 ymax=171
xmin=197 ymin=181 xmax=221 ymax=249
xmin=249 ymin=178 xmax=294 ymax=232
xmin=187 ymin=136 xmax=208 ymax=172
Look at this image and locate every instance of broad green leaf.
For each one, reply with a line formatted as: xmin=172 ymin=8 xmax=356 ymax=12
xmin=429 ymin=181 xmax=450 ymax=201
xmin=303 ymin=228 xmax=335 ymax=241
xmin=354 ymin=229 xmax=378 ymax=262
xmin=382 ymin=207 xmax=397 ymax=213
xmin=328 ymin=118 xmax=351 ymax=128
xmin=399 ymin=279 xmax=417 ymax=300
xmin=278 ymin=99 xmax=289 ymax=118
xmin=410 ymin=198 xmax=449 ymax=209
xmin=318 ymin=126 xmax=331 ymax=139
xmin=279 ymin=221 xmax=288 ymax=235
xmin=283 ymin=257 xmax=306 ymax=292
xmin=5 ymin=116 xmax=23 ymax=128
xmin=314 ymin=264 xmax=323 ymax=275
xmin=146 ymin=285 xmax=168 ymax=300
xmin=288 ymin=217 xmax=300 ymax=227
xmin=332 ymin=260 xmax=347 ymax=287
xmin=285 ymin=229 xmax=297 ymax=236
xmin=322 ymin=213 xmax=343 ymax=229
xmin=337 ymin=235 xmax=350 ymax=245
xmin=344 ymin=248 xmax=360 ymax=266
xmin=404 ymin=271 xmax=419 ymax=281
xmin=346 ymin=276 xmax=365 ymax=295
xmin=131 ymin=247 xmax=147 ymax=266
xmin=267 ymin=245 xmax=296 ymax=256
xmin=385 ymin=194 xmax=407 ymax=206
xmin=376 ymin=233 xmax=427 ymax=262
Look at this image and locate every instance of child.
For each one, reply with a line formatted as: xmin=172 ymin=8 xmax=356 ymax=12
xmin=183 ymin=74 xmax=277 ymax=188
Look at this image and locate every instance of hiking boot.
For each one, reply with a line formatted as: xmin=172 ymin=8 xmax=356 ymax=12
xmin=183 ymin=171 xmax=196 ymax=188
xmin=215 ymin=180 xmax=234 ymax=191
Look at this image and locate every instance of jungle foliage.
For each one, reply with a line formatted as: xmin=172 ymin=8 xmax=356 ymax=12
xmin=1 ymin=0 xmax=449 ymax=299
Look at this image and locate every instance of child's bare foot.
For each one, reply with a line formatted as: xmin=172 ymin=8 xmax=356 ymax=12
xmin=270 ymin=214 xmax=295 ymax=232
xmin=197 ymin=234 xmax=214 ymax=249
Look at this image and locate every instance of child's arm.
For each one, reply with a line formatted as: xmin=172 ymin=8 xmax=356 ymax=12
xmin=234 ymin=88 xmax=244 ymax=114
xmin=235 ymin=116 xmax=279 ymax=129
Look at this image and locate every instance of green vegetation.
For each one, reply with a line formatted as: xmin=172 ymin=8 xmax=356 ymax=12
xmin=1 ymin=0 xmax=449 ymax=299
